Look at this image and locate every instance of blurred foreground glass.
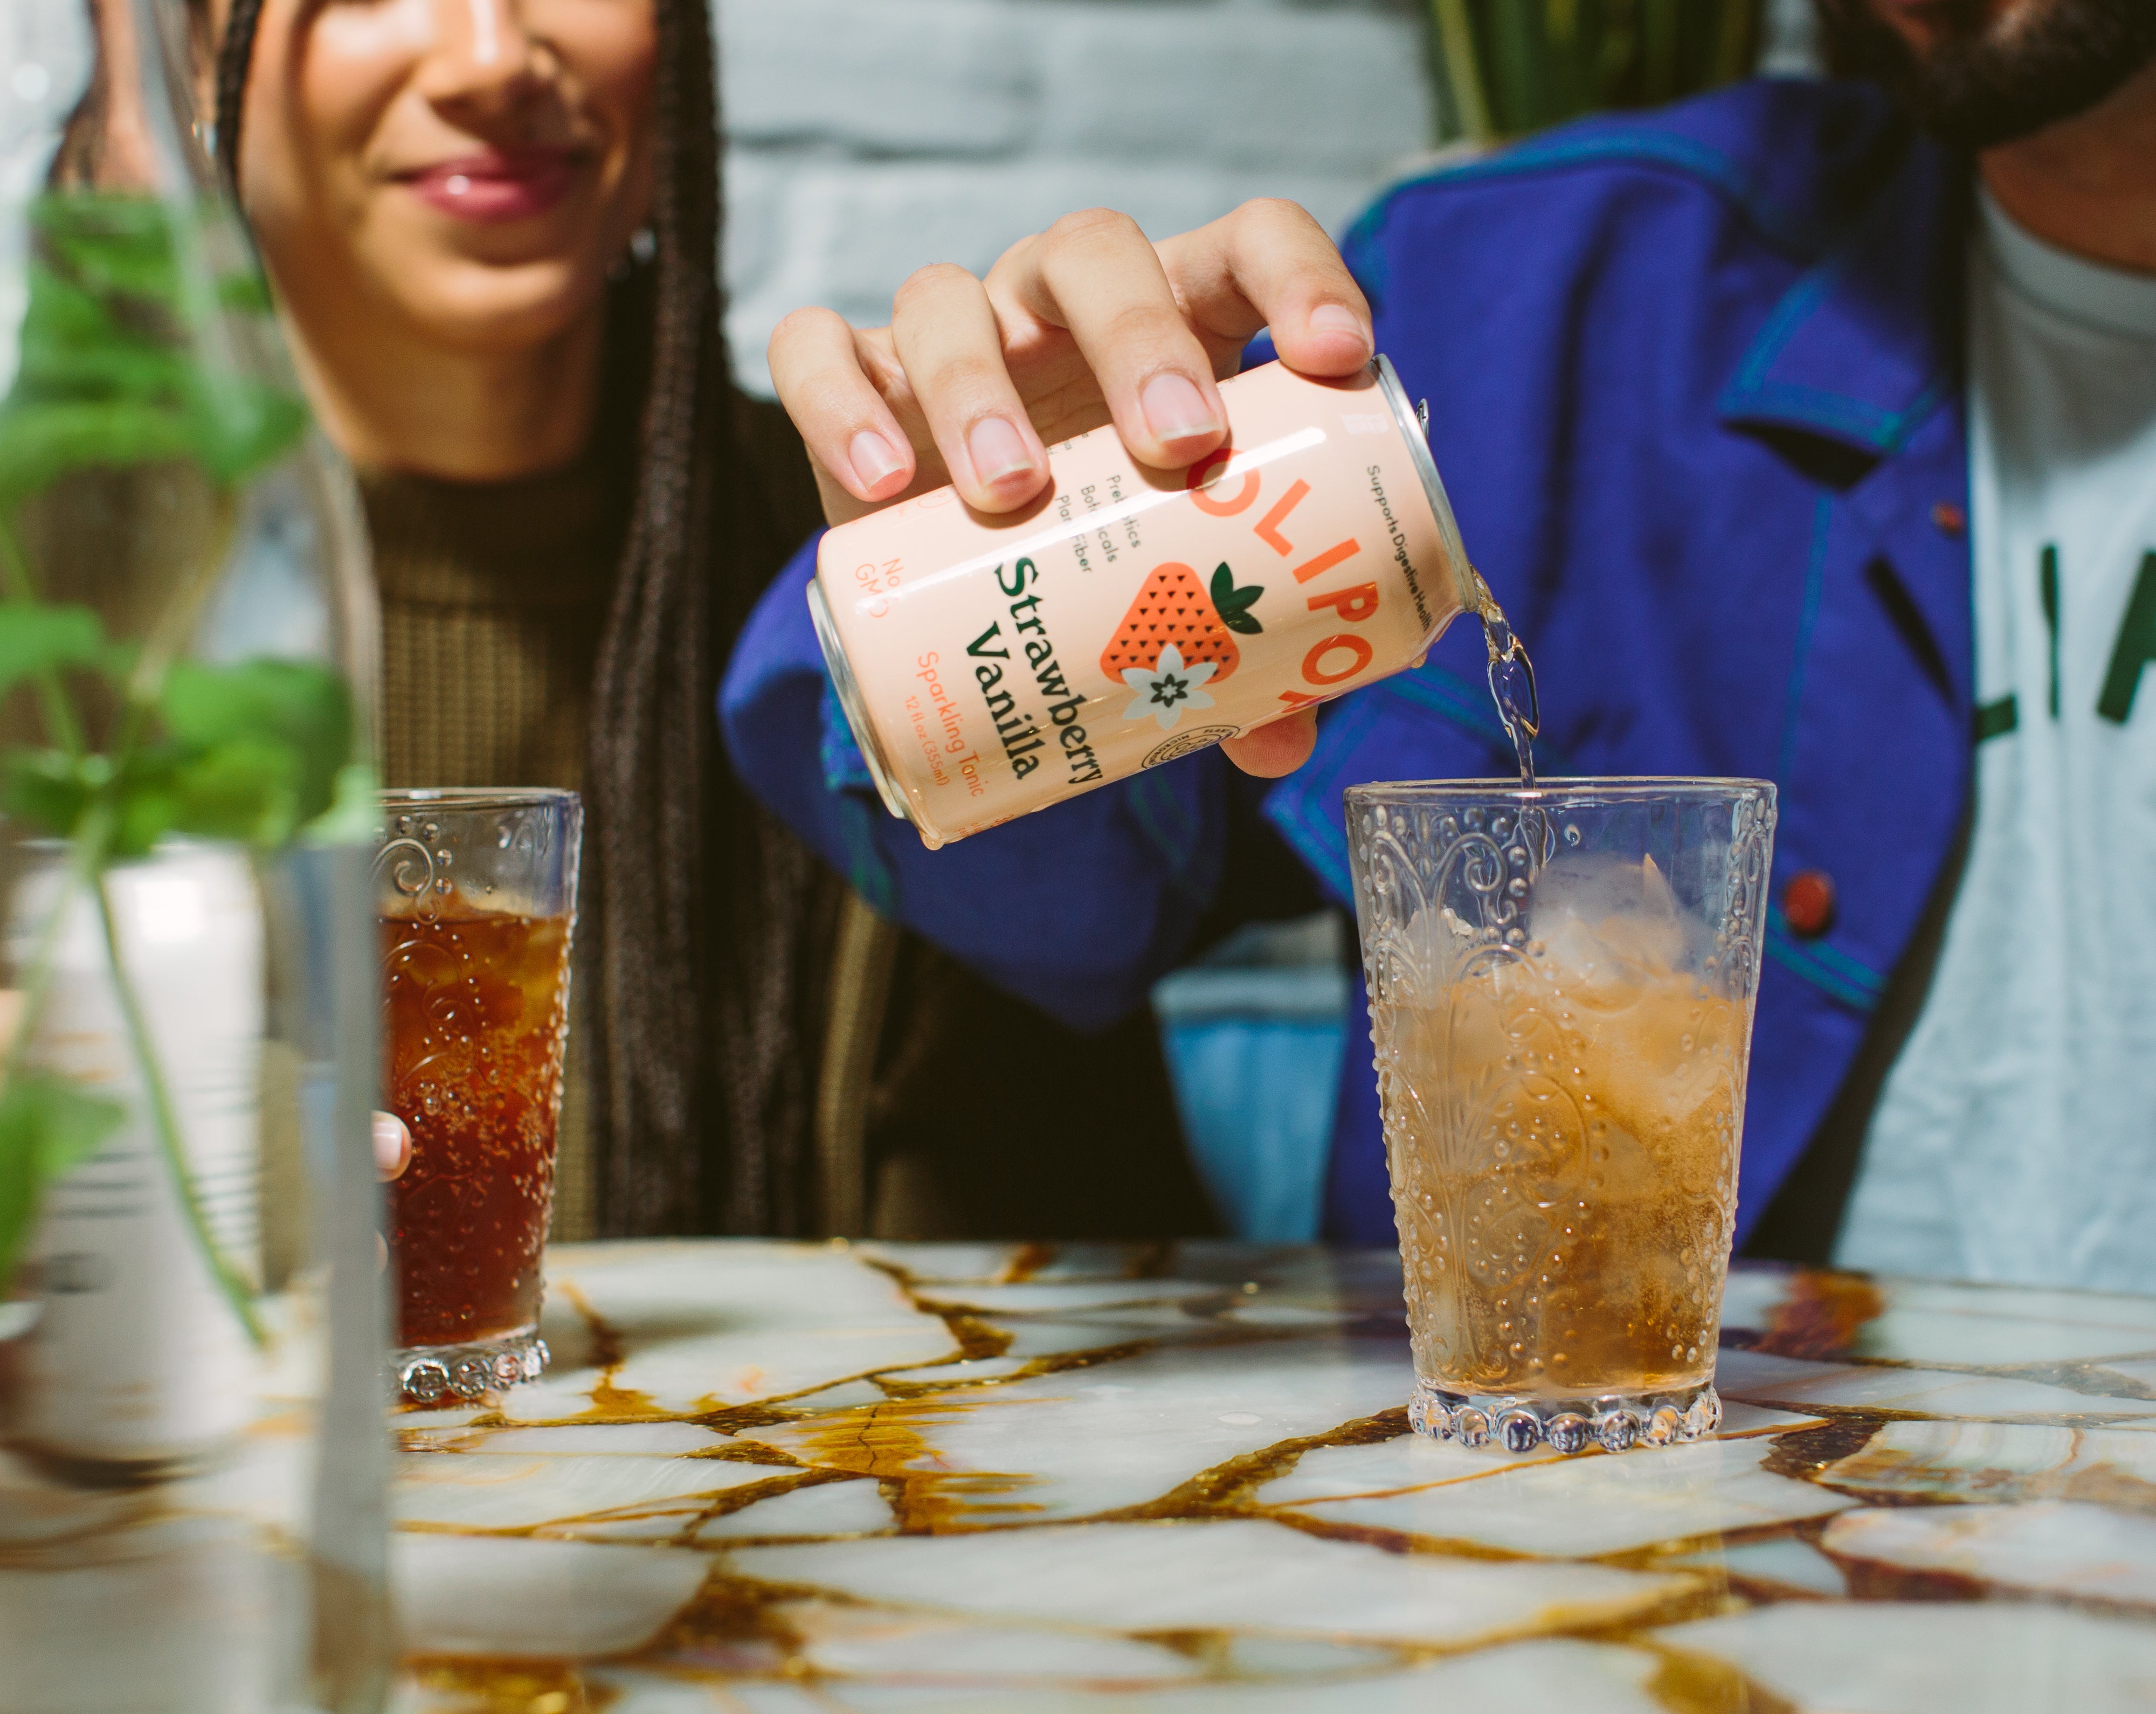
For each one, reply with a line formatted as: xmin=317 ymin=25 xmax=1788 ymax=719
xmin=1346 ymin=779 xmax=1774 ymax=1455
xmin=0 ymin=0 xmax=388 ymax=1706
xmin=377 ymin=790 xmax=579 ymax=1405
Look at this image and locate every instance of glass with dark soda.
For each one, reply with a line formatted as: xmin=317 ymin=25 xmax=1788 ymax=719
xmin=375 ymin=790 xmax=580 ymax=1402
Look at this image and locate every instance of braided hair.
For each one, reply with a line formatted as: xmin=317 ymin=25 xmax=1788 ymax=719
xmin=213 ymin=0 xmax=823 ymax=1236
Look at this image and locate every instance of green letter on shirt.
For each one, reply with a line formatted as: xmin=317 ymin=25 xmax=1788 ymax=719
xmin=2097 ymin=552 xmax=2156 ymax=725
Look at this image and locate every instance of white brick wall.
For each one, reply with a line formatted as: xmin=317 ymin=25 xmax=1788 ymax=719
xmin=718 ymin=0 xmax=1438 ymax=395
xmin=718 ymin=0 xmax=1824 ymax=395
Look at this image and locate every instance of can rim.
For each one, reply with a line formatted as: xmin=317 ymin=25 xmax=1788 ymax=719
xmin=1369 ymin=354 xmax=1488 ymax=630
xmin=807 ymin=579 xmax=918 ymax=830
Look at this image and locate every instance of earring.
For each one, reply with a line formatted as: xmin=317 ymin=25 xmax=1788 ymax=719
xmin=607 ymin=227 xmax=657 ymax=281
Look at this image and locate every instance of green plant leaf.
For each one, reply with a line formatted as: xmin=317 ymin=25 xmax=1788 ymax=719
xmin=161 ymin=658 xmax=353 ymax=827
xmin=215 ymin=272 xmax=276 ymax=316
xmin=109 ymin=756 xmax=180 ymax=859
xmin=305 ymin=759 xmax=383 ymax=846
xmin=0 ymin=745 xmax=186 ymax=855
xmin=1 ymin=748 xmax=99 ymax=838
xmin=3 ymin=659 xmax=354 ymax=854
xmin=12 ymin=276 xmax=196 ymax=397
xmin=0 ymin=192 xmax=312 ymax=497
xmin=0 ymin=1072 xmax=126 ymax=1291
xmin=169 ymin=737 xmax=302 ymax=847
xmin=187 ymin=381 xmax=309 ymax=487
xmin=0 ymin=603 xmax=105 ymax=699
xmin=1209 ymin=562 xmax=1265 ymax=635
xmin=0 ymin=400 xmax=199 ymax=497
xmin=33 ymin=194 xmax=182 ymax=298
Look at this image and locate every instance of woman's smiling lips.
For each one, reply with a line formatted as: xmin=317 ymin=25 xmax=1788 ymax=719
xmin=398 ymin=148 xmax=583 ymax=223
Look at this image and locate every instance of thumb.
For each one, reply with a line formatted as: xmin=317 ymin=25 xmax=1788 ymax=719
xmin=373 ymin=1111 xmax=412 ymax=1180
xmin=1222 ymin=710 xmax=1317 ymax=778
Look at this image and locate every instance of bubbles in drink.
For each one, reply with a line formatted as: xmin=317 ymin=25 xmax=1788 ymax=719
xmin=1376 ymin=853 xmax=1745 ymax=1400
xmin=383 ymin=908 xmax=572 ymax=1347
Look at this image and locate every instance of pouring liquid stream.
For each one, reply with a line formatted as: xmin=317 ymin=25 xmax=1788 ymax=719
xmin=1412 ymin=391 xmax=1541 ymax=785
xmin=1474 ymin=582 xmax=1540 ymax=786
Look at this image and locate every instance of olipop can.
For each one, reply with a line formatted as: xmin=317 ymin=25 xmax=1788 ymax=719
xmin=811 ymin=357 xmax=1484 ymax=848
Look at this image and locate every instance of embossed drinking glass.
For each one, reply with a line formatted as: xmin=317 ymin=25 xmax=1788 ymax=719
xmin=376 ymin=790 xmax=581 ymax=1404
xmin=1345 ymin=779 xmax=1775 ymax=1455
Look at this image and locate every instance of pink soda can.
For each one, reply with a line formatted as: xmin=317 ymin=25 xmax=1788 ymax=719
xmin=809 ymin=356 xmax=1484 ymax=848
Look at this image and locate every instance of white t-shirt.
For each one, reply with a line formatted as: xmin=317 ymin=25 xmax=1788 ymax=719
xmin=1836 ymin=190 xmax=2156 ymax=1291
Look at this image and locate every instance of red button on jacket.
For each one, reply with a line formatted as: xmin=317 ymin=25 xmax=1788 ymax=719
xmin=1782 ymin=870 xmax=1836 ymax=938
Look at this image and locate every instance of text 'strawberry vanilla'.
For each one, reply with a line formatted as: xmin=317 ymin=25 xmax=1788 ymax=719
xmin=810 ymin=357 xmax=1489 ymax=848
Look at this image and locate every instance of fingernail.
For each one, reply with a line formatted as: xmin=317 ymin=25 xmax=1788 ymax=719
xmin=1310 ymin=303 xmax=1368 ymax=343
xmin=967 ymin=416 xmax=1034 ymax=486
xmin=373 ymin=1111 xmax=409 ymax=1174
xmin=1141 ymin=373 xmax=1221 ymax=444
xmin=849 ymin=429 xmax=904 ymax=492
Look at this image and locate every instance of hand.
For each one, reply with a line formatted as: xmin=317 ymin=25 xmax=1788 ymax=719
xmin=372 ymin=1112 xmax=409 ymax=1272
xmin=6 ymin=990 xmax=420 ymax=1187
xmin=769 ymin=199 xmax=1372 ymax=779
xmin=374 ymin=1111 xmax=411 ymax=1180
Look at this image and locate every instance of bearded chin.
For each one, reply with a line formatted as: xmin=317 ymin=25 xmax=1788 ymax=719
xmin=1821 ymin=0 xmax=2156 ymax=150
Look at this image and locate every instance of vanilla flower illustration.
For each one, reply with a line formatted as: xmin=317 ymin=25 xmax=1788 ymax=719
xmin=1121 ymin=643 xmax=1218 ymax=730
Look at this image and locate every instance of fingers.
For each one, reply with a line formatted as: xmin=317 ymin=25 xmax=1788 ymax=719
xmin=373 ymin=1114 xmax=407 ymax=1270
xmin=773 ymin=197 xmax=1369 ymax=526
xmin=1157 ymin=199 xmax=1373 ymax=378
xmin=769 ymin=306 xmax=918 ymax=510
xmin=1222 ymin=709 xmax=1318 ymax=777
xmin=990 ymin=208 xmax=1228 ymax=471
xmin=374 ymin=1110 xmax=412 ymax=1181
xmin=888 ymin=263 xmax=1053 ymax=512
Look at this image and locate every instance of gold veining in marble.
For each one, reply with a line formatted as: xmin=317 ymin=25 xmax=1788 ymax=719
xmin=404 ymin=1660 xmax=612 ymax=1714
xmin=1748 ymin=1271 xmax=1885 ymax=1362
xmin=761 ymin=1393 xmax=1044 ymax=1530
xmin=1642 ymin=1641 xmax=1795 ymax=1714
xmin=381 ymin=1243 xmax=2156 ymax=1712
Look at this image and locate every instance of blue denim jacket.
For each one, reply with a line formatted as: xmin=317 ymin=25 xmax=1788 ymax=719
xmin=720 ymin=77 xmax=1975 ymax=1246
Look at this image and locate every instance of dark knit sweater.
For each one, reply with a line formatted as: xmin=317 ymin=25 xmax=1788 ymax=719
xmin=363 ymin=452 xmax=627 ymax=1240
xmin=365 ymin=454 xmax=625 ymax=796
xmin=357 ymin=400 xmax=1213 ymax=1242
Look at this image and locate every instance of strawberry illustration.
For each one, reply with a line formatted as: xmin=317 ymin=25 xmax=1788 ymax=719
xmin=1100 ymin=562 xmax=1264 ymax=683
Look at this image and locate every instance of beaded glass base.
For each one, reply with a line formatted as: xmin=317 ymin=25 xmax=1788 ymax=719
xmin=1409 ymin=1378 xmax=1721 ymax=1455
xmin=396 ymin=1332 xmax=549 ymax=1405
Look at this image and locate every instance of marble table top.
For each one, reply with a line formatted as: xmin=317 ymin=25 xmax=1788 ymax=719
xmin=390 ymin=1241 xmax=2156 ymax=1712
